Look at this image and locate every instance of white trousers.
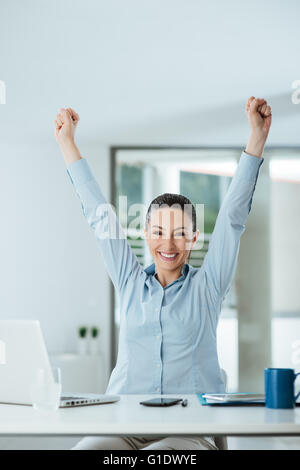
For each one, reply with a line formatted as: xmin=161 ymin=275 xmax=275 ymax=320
xmin=71 ymin=435 xmax=219 ymax=450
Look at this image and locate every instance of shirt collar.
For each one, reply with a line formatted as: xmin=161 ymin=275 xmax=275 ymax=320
xmin=144 ymin=262 xmax=189 ymax=280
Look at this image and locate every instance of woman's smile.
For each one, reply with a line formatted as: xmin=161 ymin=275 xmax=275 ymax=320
xmin=157 ymin=251 xmax=179 ymax=262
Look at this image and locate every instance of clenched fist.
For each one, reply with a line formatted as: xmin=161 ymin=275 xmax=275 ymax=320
xmin=54 ymin=108 xmax=80 ymax=146
xmin=244 ymin=96 xmax=272 ymax=158
xmin=54 ymin=107 xmax=82 ymax=166
xmin=245 ymin=96 xmax=272 ymax=139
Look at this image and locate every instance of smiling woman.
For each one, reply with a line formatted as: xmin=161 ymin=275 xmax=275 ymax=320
xmin=54 ymin=96 xmax=271 ymax=450
xmin=144 ymin=193 xmax=199 ymax=288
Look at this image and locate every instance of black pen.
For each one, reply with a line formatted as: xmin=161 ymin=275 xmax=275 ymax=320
xmin=181 ymin=399 xmax=188 ymax=407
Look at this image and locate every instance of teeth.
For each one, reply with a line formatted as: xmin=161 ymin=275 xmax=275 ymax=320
xmin=160 ymin=252 xmax=177 ymax=258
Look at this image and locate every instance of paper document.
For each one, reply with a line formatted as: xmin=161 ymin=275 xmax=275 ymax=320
xmin=202 ymin=393 xmax=265 ymax=403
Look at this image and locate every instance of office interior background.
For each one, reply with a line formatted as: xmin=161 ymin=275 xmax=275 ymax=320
xmin=0 ymin=0 xmax=300 ymax=449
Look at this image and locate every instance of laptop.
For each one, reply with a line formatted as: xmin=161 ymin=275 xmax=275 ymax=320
xmin=0 ymin=320 xmax=120 ymax=408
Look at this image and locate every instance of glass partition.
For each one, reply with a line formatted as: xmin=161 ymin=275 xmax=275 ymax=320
xmin=111 ymin=146 xmax=300 ymax=393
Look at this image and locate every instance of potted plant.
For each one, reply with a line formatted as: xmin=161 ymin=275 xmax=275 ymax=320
xmin=89 ymin=326 xmax=100 ymax=355
xmin=77 ymin=326 xmax=88 ymax=355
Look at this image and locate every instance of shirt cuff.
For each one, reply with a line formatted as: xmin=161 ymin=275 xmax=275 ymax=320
xmin=236 ymin=150 xmax=264 ymax=181
xmin=66 ymin=158 xmax=94 ymax=186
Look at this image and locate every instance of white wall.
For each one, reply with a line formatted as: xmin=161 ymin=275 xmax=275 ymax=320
xmin=1 ymin=0 xmax=300 ymax=148
xmin=272 ymin=180 xmax=300 ymax=312
xmin=0 ymin=140 xmax=112 ymax=449
xmin=1 ymin=0 xmax=300 ymax=449
xmin=0 ymin=141 xmax=112 ymax=381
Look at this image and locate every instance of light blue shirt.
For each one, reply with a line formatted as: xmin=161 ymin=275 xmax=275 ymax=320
xmin=66 ymin=150 xmax=263 ymax=395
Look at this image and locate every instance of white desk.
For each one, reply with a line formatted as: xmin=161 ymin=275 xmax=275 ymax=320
xmin=0 ymin=394 xmax=300 ymax=437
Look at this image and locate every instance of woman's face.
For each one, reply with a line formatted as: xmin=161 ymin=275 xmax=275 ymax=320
xmin=144 ymin=207 xmax=199 ymax=272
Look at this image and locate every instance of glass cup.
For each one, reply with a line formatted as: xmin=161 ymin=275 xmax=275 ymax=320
xmin=29 ymin=366 xmax=62 ymax=412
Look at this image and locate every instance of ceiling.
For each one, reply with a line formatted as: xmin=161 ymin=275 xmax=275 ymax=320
xmin=0 ymin=0 xmax=300 ymax=146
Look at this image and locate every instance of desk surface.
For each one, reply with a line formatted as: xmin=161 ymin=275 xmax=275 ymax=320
xmin=0 ymin=394 xmax=300 ymax=437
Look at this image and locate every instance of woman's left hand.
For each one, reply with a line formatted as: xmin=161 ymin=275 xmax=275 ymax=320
xmin=245 ymin=96 xmax=272 ymax=158
xmin=246 ymin=96 xmax=272 ymax=140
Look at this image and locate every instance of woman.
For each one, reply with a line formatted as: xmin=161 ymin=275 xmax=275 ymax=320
xmin=54 ymin=96 xmax=271 ymax=450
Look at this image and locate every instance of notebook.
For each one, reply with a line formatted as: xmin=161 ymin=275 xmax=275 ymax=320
xmin=198 ymin=392 xmax=265 ymax=406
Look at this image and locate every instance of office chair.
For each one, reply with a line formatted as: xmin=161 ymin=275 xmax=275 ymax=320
xmin=212 ymin=368 xmax=228 ymax=450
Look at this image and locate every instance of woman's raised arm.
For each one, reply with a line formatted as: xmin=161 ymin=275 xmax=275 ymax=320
xmin=54 ymin=108 xmax=143 ymax=293
xmin=200 ymin=96 xmax=272 ymax=304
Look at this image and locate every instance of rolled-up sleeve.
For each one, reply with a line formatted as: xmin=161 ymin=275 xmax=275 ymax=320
xmin=200 ymin=150 xmax=264 ymax=303
xmin=67 ymin=158 xmax=142 ymax=292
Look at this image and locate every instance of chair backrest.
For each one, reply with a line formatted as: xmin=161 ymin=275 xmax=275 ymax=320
xmin=213 ymin=368 xmax=228 ymax=450
xmin=221 ymin=368 xmax=228 ymax=390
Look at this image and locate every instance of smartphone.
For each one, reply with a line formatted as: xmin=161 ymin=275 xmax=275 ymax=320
xmin=139 ymin=398 xmax=182 ymax=407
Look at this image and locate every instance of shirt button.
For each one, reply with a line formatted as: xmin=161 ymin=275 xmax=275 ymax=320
xmin=155 ymin=308 xmax=159 ymax=312
xmin=156 ymin=335 xmax=160 ymax=339
xmin=157 ymin=363 xmax=160 ymax=368
xmin=156 ymin=387 xmax=160 ymax=392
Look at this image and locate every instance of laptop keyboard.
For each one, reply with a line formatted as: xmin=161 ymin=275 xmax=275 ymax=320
xmin=61 ymin=396 xmax=88 ymax=400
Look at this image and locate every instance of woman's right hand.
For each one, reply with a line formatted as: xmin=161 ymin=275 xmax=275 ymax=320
xmin=54 ymin=107 xmax=82 ymax=166
xmin=54 ymin=107 xmax=80 ymax=147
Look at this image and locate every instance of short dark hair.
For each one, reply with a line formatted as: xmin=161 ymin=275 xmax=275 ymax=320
xmin=145 ymin=193 xmax=197 ymax=233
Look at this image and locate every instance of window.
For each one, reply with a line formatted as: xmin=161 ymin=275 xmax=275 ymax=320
xmin=111 ymin=146 xmax=300 ymax=393
xmin=112 ymin=147 xmax=239 ymax=391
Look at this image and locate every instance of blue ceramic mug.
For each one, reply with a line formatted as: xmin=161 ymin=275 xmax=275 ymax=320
xmin=264 ymin=368 xmax=300 ymax=409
